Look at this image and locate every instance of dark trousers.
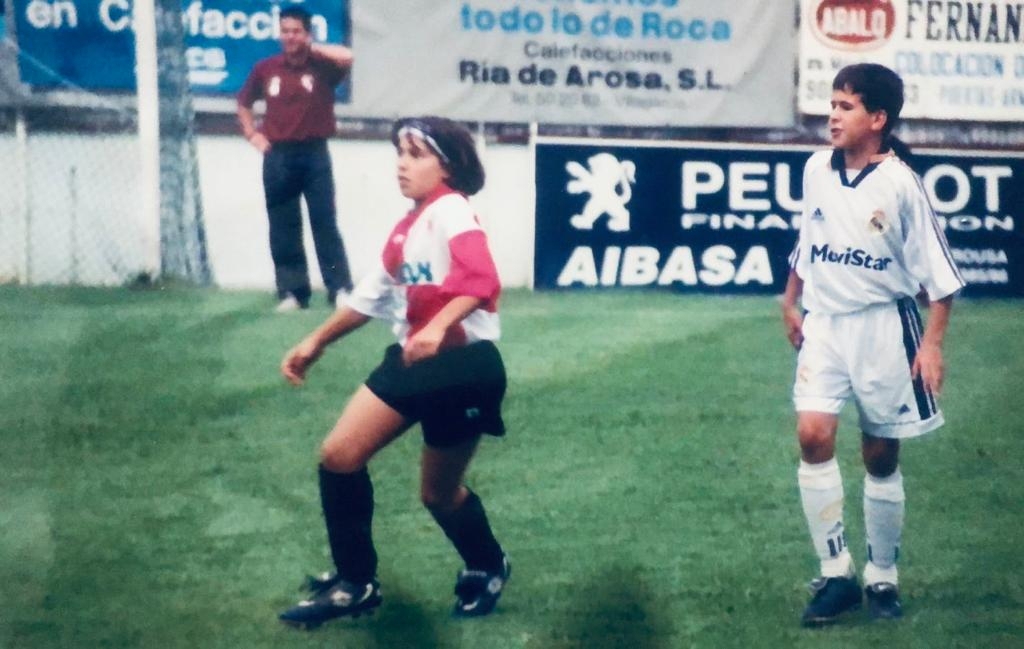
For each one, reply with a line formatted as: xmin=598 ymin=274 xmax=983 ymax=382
xmin=262 ymin=140 xmax=352 ymax=304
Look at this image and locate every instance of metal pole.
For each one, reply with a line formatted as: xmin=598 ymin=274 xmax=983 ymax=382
xmin=134 ymin=0 xmax=161 ymax=279
xmin=15 ymin=108 xmax=30 ymax=284
xmin=527 ymin=121 xmax=538 ymax=289
xmin=69 ymin=166 xmax=78 ymax=284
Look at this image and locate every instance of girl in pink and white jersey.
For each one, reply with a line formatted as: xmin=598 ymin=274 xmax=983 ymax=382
xmin=278 ymin=117 xmax=510 ymax=628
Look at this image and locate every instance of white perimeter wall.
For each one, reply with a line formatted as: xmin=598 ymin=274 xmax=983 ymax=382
xmin=200 ymin=136 xmax=536 ymax=290
xmin=0 ymin=134 xmax=536 ymax=289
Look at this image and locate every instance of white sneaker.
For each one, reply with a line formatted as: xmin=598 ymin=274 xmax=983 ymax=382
xmin=334 ymin=290 xmax=350 ymax=311
xmin=275 ymin=295 xmax=302 ymax=313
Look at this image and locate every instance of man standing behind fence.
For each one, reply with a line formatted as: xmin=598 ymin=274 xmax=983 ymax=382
xmin=237 ymin=6 xmax=353 ymax=313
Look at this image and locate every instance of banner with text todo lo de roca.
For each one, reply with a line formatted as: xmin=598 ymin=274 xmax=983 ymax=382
xmin=534 ymin=139 xmax=1024 ymax=297
xmin=339 ymin=0 xmax=794 ymax=126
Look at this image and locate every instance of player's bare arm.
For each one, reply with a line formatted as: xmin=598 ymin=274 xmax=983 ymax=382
xmin=912 ymin=295 xmax=953 ymax=395
xmin=281 ymin=307 xmax=371 ymax=385
xmin=402 ymin=296 xmax=484 ymax=366
xmin=781 ymin=270 xmax=805 ymax=350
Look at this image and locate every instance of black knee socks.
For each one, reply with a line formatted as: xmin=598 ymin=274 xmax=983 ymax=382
xmin=318 ymin=468 xmax=502 ymax=580
xmin=430 ymin=490 xmax=505 ymax=573
xmin=318 ymin=465 xmax=377 ymax=584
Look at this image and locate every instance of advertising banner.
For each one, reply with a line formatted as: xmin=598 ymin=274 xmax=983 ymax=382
xmin=12 ymin=0 xmax=794 ymax=126
xmin=534 ymin=138 xmax=1024 ymax=297
xmin=799 ymin=0 xmax=1024 ymax=121
xmin=342 ymin=0 xmax=794 ymax=126
xmin=12 ymin=0 xmax=348 ymax=95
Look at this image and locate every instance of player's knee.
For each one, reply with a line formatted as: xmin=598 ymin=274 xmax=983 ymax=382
xmin=797 ymin=426 xmax=835 ymax=459
xmin=863 ymin=437 xmax=899 ymax=477
xmin=796 ymin=412 xmax=837 ymax=458
xmin=420 ymin=489 xmax=454 ymax=514
xmin=420 ymin=484 xmax=464 ymax=515
xmin=319 ymin=442 xmax=366 ymax=474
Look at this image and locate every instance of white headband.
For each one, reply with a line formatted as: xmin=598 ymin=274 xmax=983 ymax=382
xmin=397 ymin=125 xmax=450 ymax=164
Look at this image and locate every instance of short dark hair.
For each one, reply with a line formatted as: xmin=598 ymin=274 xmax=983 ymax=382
xmin=832 ymin=63 xmax=904 ymax=137
xmin=391 ymin=117 xmax=486 ymax=195
xmin=280 ymin=6 xmax=312 ymax=32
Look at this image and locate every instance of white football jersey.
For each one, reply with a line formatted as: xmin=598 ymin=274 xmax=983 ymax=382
xmin=790 ymin=149 xmax=965 ymax=314
xmin=347 ymin=187 xmax=501 ymax=346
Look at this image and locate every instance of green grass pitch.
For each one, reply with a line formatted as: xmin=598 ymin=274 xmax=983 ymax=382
xmin=1 ymin=286 xmax=1022 ymax=648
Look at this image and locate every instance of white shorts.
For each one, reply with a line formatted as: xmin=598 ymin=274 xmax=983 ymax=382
xmin=793 ymin=298 xmax=944 ymax=439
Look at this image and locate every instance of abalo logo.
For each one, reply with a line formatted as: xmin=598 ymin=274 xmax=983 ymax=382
xmin=565 ymin=153 xmax=637 ymax=232
xmin=808 ymin=0 xmax=895 ymax=51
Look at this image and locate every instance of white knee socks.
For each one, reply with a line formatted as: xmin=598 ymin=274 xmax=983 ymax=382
xmin=799 ymin=458 xmax=853 ymax=578
xmin=863 ymin=469 xmax=904 ymax=586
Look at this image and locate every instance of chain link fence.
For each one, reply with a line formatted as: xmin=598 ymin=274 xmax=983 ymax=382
xmin=0 ymin=1 xmax=210 ymax=287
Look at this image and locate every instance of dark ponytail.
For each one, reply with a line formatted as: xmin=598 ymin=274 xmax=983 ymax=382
xmin=885 ymin=135 xmax=912 ymax=161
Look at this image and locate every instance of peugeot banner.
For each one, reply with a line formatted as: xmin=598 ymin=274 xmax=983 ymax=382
xmin=534 ymin=138 xmax=1024 ymax=297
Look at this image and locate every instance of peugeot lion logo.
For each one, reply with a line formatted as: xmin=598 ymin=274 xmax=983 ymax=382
xmin=565 ymin=153 xmax=637 ymax=232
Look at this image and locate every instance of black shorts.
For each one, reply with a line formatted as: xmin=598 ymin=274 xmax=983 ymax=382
xmin=365 ymin=341 xmax=507 ymax=448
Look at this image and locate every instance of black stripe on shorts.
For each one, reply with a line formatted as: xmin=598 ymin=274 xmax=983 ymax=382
xmin=897 ymin=297 xmax=937 ymax=420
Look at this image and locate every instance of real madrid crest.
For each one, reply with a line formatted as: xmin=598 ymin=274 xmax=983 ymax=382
xmin=868 ymin=209 xmax=889 ymax=234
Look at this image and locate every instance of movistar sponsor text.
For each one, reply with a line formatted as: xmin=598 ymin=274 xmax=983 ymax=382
xmin=810 ymin=244 xmax=892 ymax=271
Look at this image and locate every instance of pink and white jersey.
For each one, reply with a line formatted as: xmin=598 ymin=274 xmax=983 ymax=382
xmin=347 ymin=186 xmax=501 ymax=346
xmin=789 ymin=149 xmax=965 ymax=315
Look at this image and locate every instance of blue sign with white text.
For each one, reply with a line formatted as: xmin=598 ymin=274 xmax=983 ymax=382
xmin=12 ymin=0 xmax=349 ymax=96
xmin=534 ymin=140 xmax=1024 ymax=297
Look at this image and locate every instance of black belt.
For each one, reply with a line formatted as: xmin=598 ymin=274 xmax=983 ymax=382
xmin=270 ymin=138 xmax=328 ymax=151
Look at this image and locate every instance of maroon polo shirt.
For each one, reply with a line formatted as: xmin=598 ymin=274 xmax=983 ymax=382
xmin=237 ymin=52 xmax=348 ymax=143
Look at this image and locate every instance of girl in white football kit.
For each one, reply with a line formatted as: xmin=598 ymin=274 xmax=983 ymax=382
xmin=278 ymin=117 xmax=510 ymax=628
xmin=781 ymin=64 xmax=965 ymax=627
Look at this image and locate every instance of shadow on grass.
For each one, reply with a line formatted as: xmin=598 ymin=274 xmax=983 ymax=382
xmin=559 ymin=564 xmax=675 ymax=648
xmin=365 ymin=584 xmax=443 ymax=648
xmin=267 ymin=585 xmax=441 ymax=648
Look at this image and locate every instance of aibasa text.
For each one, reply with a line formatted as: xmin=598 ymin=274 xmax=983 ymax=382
xmin=557 ymin=245 xmax=773 ymax=287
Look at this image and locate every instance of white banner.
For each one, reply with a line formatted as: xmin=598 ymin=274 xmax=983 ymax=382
xmin=339 ymin=1 xmax=795 ymax=127
xmin=799 ymin=0 xmax=1024 ymax=121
